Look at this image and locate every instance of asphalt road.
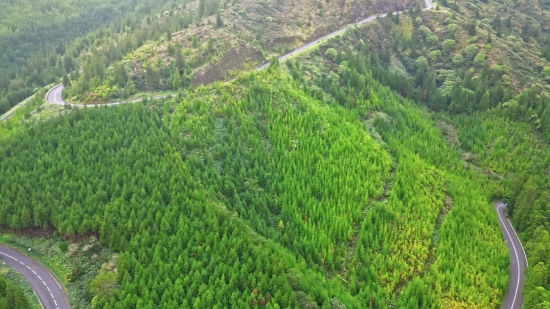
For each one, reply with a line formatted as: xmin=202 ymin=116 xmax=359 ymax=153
xmin=495 ymin=201 xmax=528 ymax=309
xmin=0 ymin=245 xmax=69 ymax=309
xmin=45 ymin=83 xmax=177 ymax=107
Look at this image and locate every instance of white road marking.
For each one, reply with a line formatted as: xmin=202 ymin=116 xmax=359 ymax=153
xmin=50 ymin=273 xmax=63 ymax=289
xmin=497 ymin=205 xmax=521 ymax=309
xmin=33 ymin=290 xmax=45 ymax=309
xmin=0 ymin=248 xmax=68 ymax=308
xmin=506 ymin=218 xmax=529 ymax=267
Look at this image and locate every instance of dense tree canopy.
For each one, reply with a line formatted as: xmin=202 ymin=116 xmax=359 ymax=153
xmin=0 ymin=275 xmax=31 ymax=309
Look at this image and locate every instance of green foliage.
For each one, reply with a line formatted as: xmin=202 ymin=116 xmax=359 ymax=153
xmin=474 ymin=52 xmax=486 ymax=66
xmin=428 ymin=49 xmax=442 ymax=61
xmin=442 ymin=39 xmax=456 ymax=53
xmin=447 ymin=23 xmax=458 ymax=33
xmin=0 ymin=0 xmax=193 ymax=106
xmin=415 ymin=56 xmax=429 ymax=69
xmin=464 ymin=44 xmax=479 ymax=58
xmin=0 ymin=274 xmax=32 ymax=309
xmin=89 ymin=272 xmax=116 ymax=297
xmin=325 ymin=48 xmax=338 ymax=61
xmin=59 ymin=242 xmax=68 ymax=253
xmin=283 ymin=39 xmax=510 ymax=306
xmin=452 ymin=113 xmax=550 ymax=306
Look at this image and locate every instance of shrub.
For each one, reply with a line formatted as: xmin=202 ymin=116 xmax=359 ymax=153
xmin=464 ymin=44 xmax=479 ymax=58
xmin=474 ymin=52 xmax=485 ymax=66
xmin=427 ymin=35 xmax=439 ymax=45
xmin=452 ymin=54 xmax=464 ymax=64
xmin=429 ymin=50 xmax=442 ymax=60
xmin=442 ymin=39 xmax=456 ymax=53
xmin=419 ymin=25 xmax=432 ymax=37
xmin=415 ymin=56 xmax=429 ymax=69
xmin=447 ymin=23 xmax=458 ymax=33
xmin=59 ymin=242 xmax=68 ymax=252
xmin=325 ymin=48 xmax=337 ymax=61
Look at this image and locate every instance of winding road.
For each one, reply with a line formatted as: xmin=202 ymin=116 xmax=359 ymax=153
xmin=0 ymin=245 xmax=69 ymax=309
xmin=495 ymin=201 xmax=528 ymax=309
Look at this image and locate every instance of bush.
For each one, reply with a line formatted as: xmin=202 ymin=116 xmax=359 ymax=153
xmin=325 ymin=48 xmax=337 ymax=61
xmin=452 ymin=54 xmax=464 ymax=64
xmin=415 ymin=56 xmax=429 ymax=69
xmin=463 ymin=44 xmax=479 ymax=58
xmin=419 ymin=25 xmax=432 ymax=37
xmin=59 ymin=242 xmax=68 ymax=252
xmin=442 ymin=39 xmax=456 ymax=53
xmin=427 ymin=35 xmax=439 ymax=45
xmin=0 ymin=98 xmax=10 ymax=114
xmin=429 ymin=50 xmax=442 ymax=60
xmin=447 ymin=23 xmax=458 ymax=33
xmin=474 ymin=52 xmax=485 ymax=66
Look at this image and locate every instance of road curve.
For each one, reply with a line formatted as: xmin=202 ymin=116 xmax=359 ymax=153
xmin=47 ymin=0 xmax=434 ymax=106
xmin=0 ymin=244 xmax=69 ymax=309
xmin=46 ymin=83 xmax=177 ymax=107
xmin=494 ymin=201 xmax=528 ymax=309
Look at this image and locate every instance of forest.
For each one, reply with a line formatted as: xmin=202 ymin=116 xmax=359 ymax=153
xmin=0 ymin=0 xmax=223 ymax=113
xmin=285 ymin=6 xmax=550 ymax=305
xmin=1 ymin=0 xmax=550 ymax=307
xmin=0 ymin=63 xmax=511 ymax=308
xmin=0 ymin=275 xmax=31 ymax=309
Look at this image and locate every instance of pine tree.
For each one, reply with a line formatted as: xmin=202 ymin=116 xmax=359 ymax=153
xmin=480 ymin=91 xmax=491 ymax=110
xmin=172 ymin=67 xmax=182 ymax=90
xmin=63 ymin=75 xmax=71 ymax=88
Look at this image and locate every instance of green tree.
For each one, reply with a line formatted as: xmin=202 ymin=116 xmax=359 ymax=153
xmin=172 ymin=67 xmax=182 ymax=90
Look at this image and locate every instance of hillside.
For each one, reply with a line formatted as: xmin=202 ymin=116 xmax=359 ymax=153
xmin=0 ymin=65 xmax=512 ymax=308
xmin=285 ymin=3 xmax=550 ymax=305
xmin=60 ymin=0 xmax=425 ymax=103
xmin=2 ymin=0 xmax=550 ymax=307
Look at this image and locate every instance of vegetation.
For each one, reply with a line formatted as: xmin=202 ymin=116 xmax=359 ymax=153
xmin=285 ymin=3 xmax=550 ymax=305
xmin=3 ymin=0 xmax=550 ymax=307
xmin=0 ymin=56 xmax=511 ymax=309
xmin=1 ymin=235 xmax=116 ymax=309
xmin=0 ymin=274 xmax=32 ymax=309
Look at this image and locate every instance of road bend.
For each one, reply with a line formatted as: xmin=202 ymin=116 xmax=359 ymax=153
xmin=494 ymin=201 xmax=528 ymax=309
xmin=0 ymin=244 xmax=69 ymax=309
